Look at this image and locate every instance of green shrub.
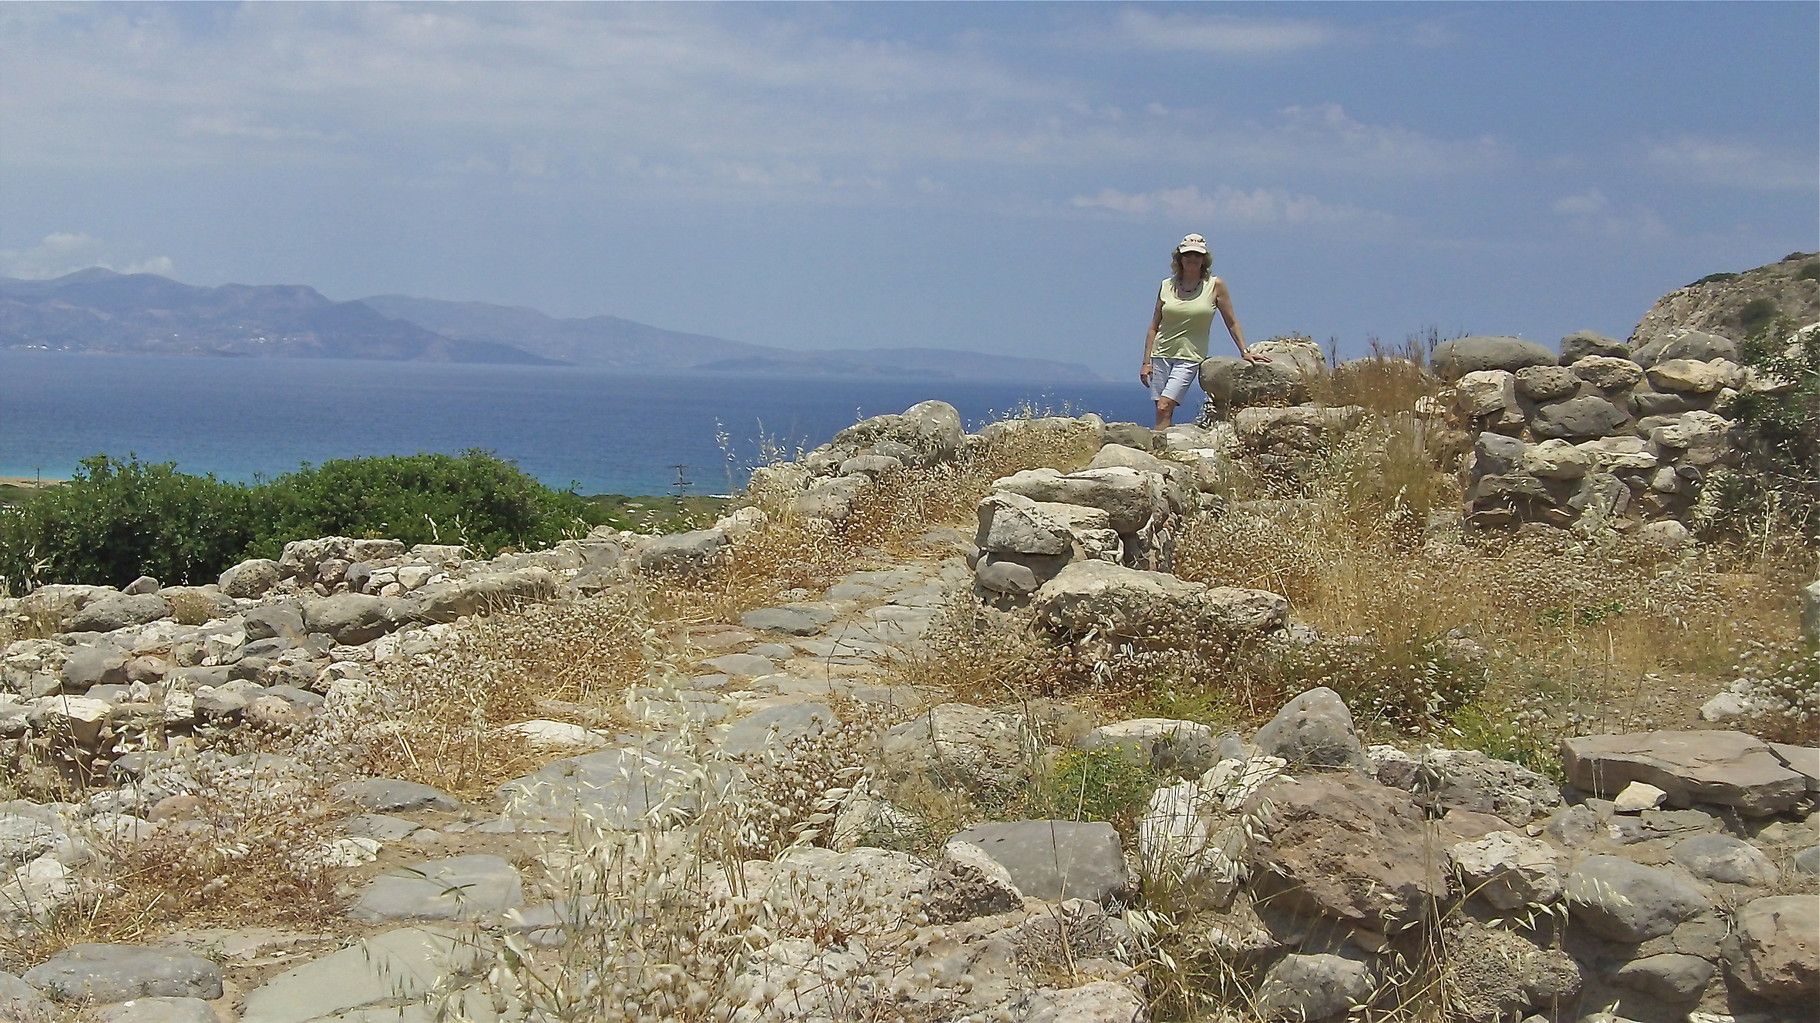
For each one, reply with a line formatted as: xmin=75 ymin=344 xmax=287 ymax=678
xmin=1041 ymin=747 xmax=1158 ymax=830
xmin=0 ymin=455 xmax=257 ymax=589
xmin=1690 ymin=271 xmax=1740 ymax=287
xmin=1716 ymin=318 xmax=1820 ymax=537
xmin=0 ymin=450 xmax=609 ymax=589
xmin=1796 ymin=261 xmax=1820 ymax=282
xmin=244 ymin=450 xmax=602 ymax=559
xmin=1739 ymin=297 xmax=1781 ymax=334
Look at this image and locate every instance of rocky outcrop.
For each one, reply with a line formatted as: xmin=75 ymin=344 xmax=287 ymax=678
xmin=1631 ymin=252 xmax=1820 ymax=353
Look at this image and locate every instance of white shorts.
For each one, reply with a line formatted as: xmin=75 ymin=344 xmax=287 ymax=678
xmin=1150 ymin=357 xmax=1200 ymax=403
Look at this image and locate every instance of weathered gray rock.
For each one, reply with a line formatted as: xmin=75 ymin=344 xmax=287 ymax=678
xmin=975 ymin=491 xmax=1075 ymax=556
xmin=1672 ymin=833 xmax=1780 ymax=887
xmin=635 ymin=529 xmax=728 ymax=575
xmin=497 ymin=746 xmax=705 ymax=826
xmin=1450 ymin=830 xmax=1566 ymax=911
xmin=1612 ymin=953 xmax=1715 ymax=1004
xmin=1515 ymin=364 xmax=1581 ymax=402
xmin=1561 ymin=730 xmax=1808 ymax=817
xmin=740 ymin=604 xmax=835 ymax=636
xmin=1374 ymin=747 xmax=1562 ymax=825
xmin=1631 ymin=328 xmax=1738 ymax=369
xmin=1020 ymin=980 xmax=1147 ymax=1023
xmin=239 ymin=926 xmax=489 ymax=1023
xmin=60 ymin=646 xmax=129 ymax=693
xmin=301 ymin=593 xmax=401 ymax=645
xmin=718 ymin=702 xmax=836 ymax=757
xmin=1201 ymin=341 xmax=1325 ymax=412
xmin=66 ymin=594 xmax=172 ymax=633
xmin=948 ymin=820 xmax=1130 ymax=907
xmin=881 ymin=703 xmax=1034 ymax=797
xmin=1522 ymin=438 xmax=1595 ymax=480
xmin=335 ymin=778 xmax=460 ymax=813
xmin=795 ymin=473 xmax=869 ymax=521
xmin=1530 ymin=396 xmax=1629 ymax=440
xmin=1432 ymin=336 xmax=1557 ymax=380
xmin=21 ymin=943 xmax=223 ymax=1002
xmin=1802 ymin=579 xmax=1820 ymax=645
xmin=0 ymin=971 xmax=53 ymax=1021
xmin=1254 ymin=952 xmax=1375 ymax=1022
xmin=1083 ymin=718 xmax=1218 ymax=779
xmin=1444 ymin=920 xmax=1582 ymax=1023
xmin=1471 ymin=432 xmax=1529 ymax=479
xmin=404 ymin=567 xmax=558 ymax=623
xmin=241 ymin=603 xmax=306 ymax=643
xmin=1648 ymin=357 xmax=1739 ymax=394
xmin=350 ymin=854 xmax=524 ymax=923
xmin=1562 ymin=856 xmax=1709 ymax=942
xmin=1721 ymin=895 xmax=1818 ymax=1004
xmin=1030 ymin=560 xmax=1209 ymax=639
xmin=217 ymin=559 xmax=282 ymax=599
xmin=974 ymin=555 xmax=1051 ymax=596
xmin=1253 ymin=687 xmax=1369 ymax=772
xmin=1560 ymin=330 xmax=1629 ymax=364
xmin=992 ymin=466 xmax=1176 ymax=535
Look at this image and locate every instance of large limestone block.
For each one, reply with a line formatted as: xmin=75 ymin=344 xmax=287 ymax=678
xmin=1455 ymin=370 xmax=1518 ymax=418
xmin=301 ymin=593 xmax=403 ymax=645
xmin=1030 ymin=560 xmax=1205 ymax=638
xmin=1515 ymin=364 xmax=1580 ymax=402
xmin=947 ymin=820 xmax=1130 ymax=906
xmin=1563 ymin=855 xmax=1709 ymax=942
xmin=217 ymin=558 xmax=282 ymax=599
xmin=1254 ymin=952 xmax=1375 ymax=1022
xmin=1721 ymin=895 xmax=1818 ymax=1004
xmin=1529 ymin=396 xmax=1629 ymax=440
xmin=1647 ymin=357 xmax=1743 ymax=394
xmin=993 ymin=466 xmax=1177 ymax=534
xmin=829 ymin=400 xmax=964 ymax=466
xmin=975 ymin=491 xmax=1075 ymax=556
xmin=66 ymin=593 xmax=171 ymax=633
xmin=1450 ymin=831 xmax=1565 ymax=910
xmin=1560 ymin=330 xmax=1628 ymax=364
xmin=634 ymin=529 xmax=728 ymax=574
xmin=350 ymin=854 xmax=524 ymax=923
xmin=1200 ymin=338 xmax=1326 ymax=411
xmin=1561 ymin=730 xmax=1808 ymax=816
xmin=1083 ymin=718 xmax=1219 ymax=779
xmin=1432 ymin=335 xmax=1556 ymax=380
xmin=1631 ymin=328 xmax=1738 ymax=369
xmin=1522 ymin=438 xmax=1595 ymax=480
xmin=403 ymin=567 xmax=558 ymax=623
xmin=881 ymin=703 xmax=1035 ymax=797
xmin=1570 ymin=354 xmax=1646 ymax=391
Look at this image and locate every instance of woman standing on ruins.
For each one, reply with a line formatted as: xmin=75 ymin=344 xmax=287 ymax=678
xmin=1140 ymin=233 xmax=1268 ymax=429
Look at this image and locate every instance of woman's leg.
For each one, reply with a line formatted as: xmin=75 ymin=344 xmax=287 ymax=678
xmin=1154 ymin=397 xmax=1177 ymax=429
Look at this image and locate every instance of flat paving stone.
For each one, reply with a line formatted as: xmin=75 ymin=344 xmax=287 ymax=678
xmin=740 ymin=605 xmax=837 ymax=636
xmin=93 ymin=997 xmax=217 ymax=1023
xmin=1562 ymin=730 xmax=1809 ymax=816
xmin=718 ymin=702 xmax=837 ymax=757
xmin=699 ymin=653 xmax=777 ymax=677
xmin=344 ymin=813 xmax=421 ymax=842
xmin=239 ymin=926 xmax=489 ymax=1023
xmin=349 ymin=854 xmax=523 ymax=923
xmin=22 ymin=943 xmax=223 ymax=1003
xmin=747 ymin=642 xmax=798 ymax=660
xmin=334 ymin=779 xmax=460 ymax=813
xmin=824 ymin=581 xmax=888 ymax=601
xmin=497 ymin=747 xmax=708 ymax=826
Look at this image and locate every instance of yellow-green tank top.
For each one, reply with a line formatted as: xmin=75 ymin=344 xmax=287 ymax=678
xmin=1152 ymin=276 xmax=1218 ymax=360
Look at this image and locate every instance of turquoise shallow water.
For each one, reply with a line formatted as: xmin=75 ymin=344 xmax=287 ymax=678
xmin=0 ymin=351 xmax=1138 ymax=495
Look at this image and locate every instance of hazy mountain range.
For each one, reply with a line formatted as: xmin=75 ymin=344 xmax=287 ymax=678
xmin=0 ymin=269 xmax=1100 ymax=381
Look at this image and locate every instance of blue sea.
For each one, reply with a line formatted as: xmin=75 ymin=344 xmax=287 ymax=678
xmin=0 ymin=351 xmax=1139 ymax=496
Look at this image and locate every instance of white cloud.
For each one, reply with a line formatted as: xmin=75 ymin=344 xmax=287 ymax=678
xmin=1266 ymin=104 xmax=1505 ymax=176
xmin=1070 ymin=185 xmax=1393 ymax=227
xmin=1551 ymin=190 xmax=1669 ymax=241
xmin=1645 ymin=137 xmax=1814 ymax=191
xmin=1111 ymin=10 xmax=1336 ymax=54
xmin=0 ymin=233 xmax=176 ymax=279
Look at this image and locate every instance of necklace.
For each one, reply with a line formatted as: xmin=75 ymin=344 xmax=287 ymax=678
xmin=1173 ymin=278 xmax=1202 ymax=300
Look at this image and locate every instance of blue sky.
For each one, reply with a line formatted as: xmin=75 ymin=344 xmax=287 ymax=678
xmin=2 ymin=1 xmax=1814 ymax=377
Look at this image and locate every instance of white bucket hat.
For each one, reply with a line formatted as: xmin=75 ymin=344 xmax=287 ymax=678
xmin=1176 ymin=233 xmax=1209 ymax=255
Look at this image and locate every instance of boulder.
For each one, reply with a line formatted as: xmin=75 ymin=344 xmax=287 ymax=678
xmin=217 ymin=559 xmax=282 ymax=599
xmin=828 ymin=400 xmax=964 ymax=467
xmin=0 ymin=971 xmax=53 ymax=1022
xmin=300 ymin=593 xmax=402 ymax=645
xmin=1671 ymin=833 xmax=1780 ymax=887
xmin=1200 ymin=339 xmax=1326 ymax=412
xmin=497 ymin=746 xmax=707 ymax=827
xmin=1647 ymin=357 xmax=1741 ymax=394
xmin=1721 ymin=895 xmax=1818 ymax=1004
xmin=1082 ymin=718 xmax=1219 ymax=779
xmin=1449 ymin=831 xmax=1565 ymax=911
xmin=403 ymin=568 xmax=559 ymax=623
xmin=1612 ymin=953 xmax=1715 ymax=1005
xmin=21 ymin=943 xmax=223 ymax=1002
xmin=1432 ymin=336 xmax=1556 ymax=381
xmin=1514 ymin=364 xmax=1580 ymax=402
xmin=1249 ymin=772 xmax=1451 ymax=930
xmin=1020 ymin=981 xmax=1147 ymax=1023
xmin=993 ymin=466 xmax=1176 ymax=535
xmin=1561 ymin=730 xmax=1808 ymax=817
xmin=1030 ymin=560 xmax=1205 ymax=640
xmin=947 ymin=820 xmax=1130 ymax=907
xmin=1253 ymin=687 xmax=1369 ymax=772
xmin=1631 ymin=328 xmax=1738 ymax=369
xmin=1562 ymin=855 xmax=1709 ymax=942
xmin=881 ymin=703 xmax=1035 ymax=797
xmin=1559 ymin=330 xmax=1629 ymax=364
xmin=1254 ymin=952 xmax=1375 ymax=1022
xmin=1455 ymin=370 xmax=1519 ymax=419
xmin=635 ymin=529 xmax=728 ymax=575
xmin=1470 ymin=432 xmax=1529 ymax=479
xmin=1529 ymin=396 xmax=1629 ymax=440
xmin=65 ymin=593 xmax=171 ymax=633
xmin=974 ymin=492 xmax=1076 ymax=556
xmin=1522 ymin=439 xmax=1595 ymax=480
xmin=1570 ymin=355 xmax=1646 ymax=391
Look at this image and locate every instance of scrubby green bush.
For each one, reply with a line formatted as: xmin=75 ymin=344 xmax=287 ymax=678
xmin=0 ymin=450 xmax=607 ymax=589
xmin=244 ymin=450 xmax=601 ymax=560
xmin=1714 ymin=318 xmax=1820 ymax=538
xmin=0 ymin=455 xmax=257 ymax=590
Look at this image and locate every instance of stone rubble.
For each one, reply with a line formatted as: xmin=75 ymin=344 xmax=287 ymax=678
xmin=0 ymin=399 xmax=1813 ymax=1023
